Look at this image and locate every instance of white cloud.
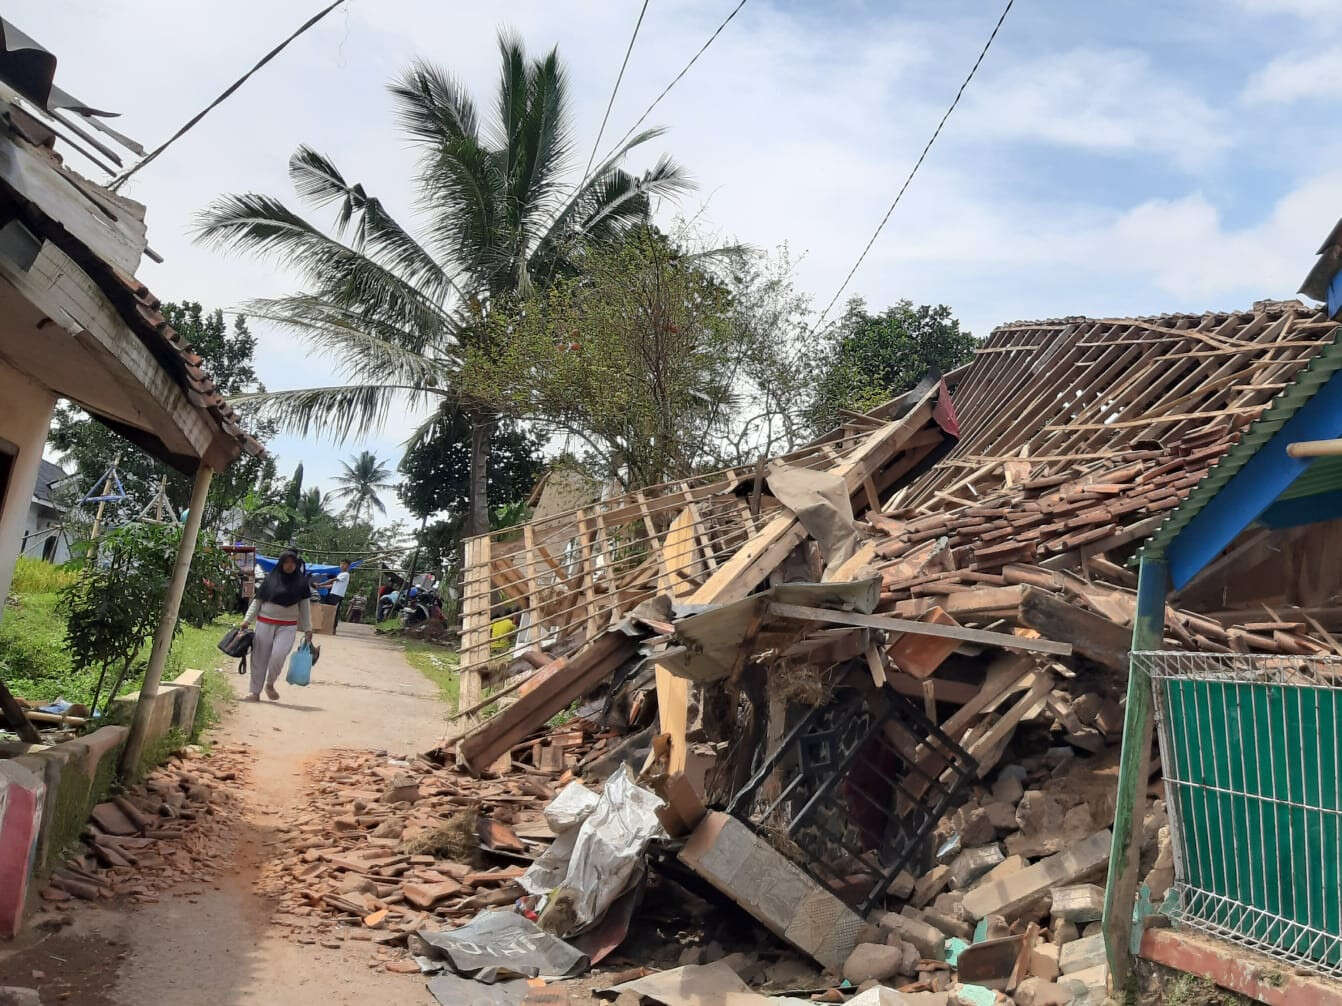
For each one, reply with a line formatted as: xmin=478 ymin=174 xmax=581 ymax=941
xmin=1237 ymin=0 xmax=1342 ymax=20
xmin=1243 ymin=45 xmax=1342 ymax=104
xmin=13 ymin=0 xmax=1340 ymax=512
xmin=961 ymin=48 xmax=1229 ymax=171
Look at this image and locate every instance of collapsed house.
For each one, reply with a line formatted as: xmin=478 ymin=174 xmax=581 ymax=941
xmin=436 ymin=297 xmax=1342 ymax=1002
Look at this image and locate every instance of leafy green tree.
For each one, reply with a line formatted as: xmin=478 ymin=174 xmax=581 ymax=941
xmin=295 ymin=486 xmax=332 ymax=529
xmin=470 ymin=228 xmax=770 ymax=487
xmin=273 ymin=463 xmax=305 ymax=542
xmin=806 ymin=299 xmax=977 ymax=434
xmin=49 ymin=302 xmax=277 ymax=528
xmin=196 ymin=33 xmax=690 ymax=536
xmin=397 ymin=406 xmax=543 ymax=521
xmin=59 ymin=522 xmax=234 ymax=717
xmin=330 ymin=451 xmax=395 ymax=523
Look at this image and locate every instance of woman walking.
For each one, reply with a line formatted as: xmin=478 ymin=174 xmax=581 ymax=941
xmin=240 ymin=548 xmax=313 ymax=702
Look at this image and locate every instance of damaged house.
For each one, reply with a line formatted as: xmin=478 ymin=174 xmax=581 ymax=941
xmin=242 ymin=284 xmax=1342 ymax=1004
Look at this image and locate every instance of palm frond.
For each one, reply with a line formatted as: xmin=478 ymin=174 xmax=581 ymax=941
xmin=245 ymin=292 xmax=464 ymax=362
xmin=289 ymin=146 xmax=462 ymax=304
xmin=493 ymin=31 xmax=529 ymax=155
xmin=392 ymin=60 xmax=481 ymax=148
xmin=579 ymin=155 xmax=694 ymax=241
xmin=195 ymin=195 xmax=453 ymax=338
xmin=229 ymin=384 xmax=449 ymax=442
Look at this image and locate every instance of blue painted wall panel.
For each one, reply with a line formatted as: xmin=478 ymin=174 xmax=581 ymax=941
xmin=1167 ymin=370 xmax=1342 ymax=588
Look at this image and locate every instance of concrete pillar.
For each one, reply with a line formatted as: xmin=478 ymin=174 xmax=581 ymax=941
xmin=119 ymin=463 xmax=212 ymax=777
xmin=0 ymin=369 xmax=57 ymax=611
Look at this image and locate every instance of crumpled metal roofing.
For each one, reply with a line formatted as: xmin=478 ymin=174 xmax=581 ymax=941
xmin=1134 ymin=322 xmax=1342 ymax=564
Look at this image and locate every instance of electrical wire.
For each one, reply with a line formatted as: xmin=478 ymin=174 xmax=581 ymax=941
xmin=109 ymin=0 xmax=345 ymax=191
xmin=583 ymin=0 xmax=651 ymax=181
xmin=597 ymin=0 xmax=747 ymax=166
xmin=813 ymin=0 xmax=1015 ymax=329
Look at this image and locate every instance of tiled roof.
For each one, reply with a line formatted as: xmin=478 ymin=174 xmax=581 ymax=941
xmin=32 ymin=458 xmax=67 ymax=503
xmin=104 ymin=265 xmax=264 ymax=459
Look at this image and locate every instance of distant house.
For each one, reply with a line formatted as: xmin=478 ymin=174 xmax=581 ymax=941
xmin=19 ymin=459 xmax=71 ymax=564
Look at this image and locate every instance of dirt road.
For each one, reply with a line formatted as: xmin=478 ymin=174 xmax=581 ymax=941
xmin=1 ymin=623 xmax=448 ymax=1005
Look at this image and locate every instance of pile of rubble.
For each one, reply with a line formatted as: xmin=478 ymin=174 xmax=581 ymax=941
xmin=33 ymin=743 xmax=251 ymax=918
xmin=271 ymin=303 xmax=1342 ymax=1003
xmin=254 ymin=746 xmax=552 ymax=955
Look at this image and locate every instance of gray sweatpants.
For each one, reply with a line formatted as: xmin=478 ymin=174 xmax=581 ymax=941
xmin=250 ymin=620 xmax=296 ymax=695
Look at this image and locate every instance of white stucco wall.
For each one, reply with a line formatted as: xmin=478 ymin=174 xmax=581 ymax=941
xmin=0 ymin=368 xmax=56 ymax=608
xmin=21 ymin=502 xmax=69 ymax=565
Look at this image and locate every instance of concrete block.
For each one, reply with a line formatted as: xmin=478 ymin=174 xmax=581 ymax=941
xmin=913 ymin=864 xmax=952 ymax=907
xmin=1028 ymin=941 xmax=1060 ymax=980
xmin=0 ymin=761 xmax=44 ymax=938
xmin=981 ymin=800 xmax=1018 ymax=832
xmin=879 ymin=910 xmax=946 ymax=960
xmin=947 ymin=844 xmax=1003 ymax=889
xmin=1058 ymin=933 xmax=1106 ymax=974
xmin=1049 ymin=883 xmax=1104 ymax=923
xmin=843 ymin=942 xmax=905 ymax=984
xmin=679 ymin=811 xmax=863 ymax=971
xmin=16 ymin=725 xmax=125 ymax=877
xmin=962 ymin=829 xmax=1111 ymax=920
xmin=1059 ymin=961 xmax=1108 ymax=1001
xmin=1014 ymin=977 xmax=1073 ymax=1006
xmin=161 ymin=667 xmax=204 ymax=734
xmin=990 ymin=773 xmax=1024 ymax=805
xmin=887 ymin=868 xmax=916 ymax=900
xmin=982 ymin=854 xmax=1026 ymax=887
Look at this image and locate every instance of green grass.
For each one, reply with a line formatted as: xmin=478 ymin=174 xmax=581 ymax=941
xmin=0 ymin=589 xmax=234 ymax=708
xmin=397 ymin=640 xmax=460 ymax=707
xmin=10 ymin=556 xmax=78 ymax=594
xmin=192 ymin=666 xmax=233 ymax=742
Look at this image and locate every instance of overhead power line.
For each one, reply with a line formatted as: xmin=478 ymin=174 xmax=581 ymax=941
xmin=109 ymin=0 xmax=345 ymax=191
xmin=814 ymin=0 xmax=1015 ymax=329
xmin=583 ymin=0 xmax=652 ymax=180
xmin=602 ymin=0 xmax=748 ymax=162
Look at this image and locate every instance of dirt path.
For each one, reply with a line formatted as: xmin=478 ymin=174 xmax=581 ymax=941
xmin=3 ymin=623 xmax=449 ymax=1006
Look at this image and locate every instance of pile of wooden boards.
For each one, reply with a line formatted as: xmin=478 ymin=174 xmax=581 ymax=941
xmin=34 ymin=743 xmax=251 ymax=912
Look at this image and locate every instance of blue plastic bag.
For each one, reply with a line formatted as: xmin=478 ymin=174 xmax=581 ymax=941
xmin=286 ymin=642 xmax=313 ymax=686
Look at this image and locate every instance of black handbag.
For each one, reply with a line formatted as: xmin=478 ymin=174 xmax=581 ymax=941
xmin=218 ymin=627 xmax=254 ymax=675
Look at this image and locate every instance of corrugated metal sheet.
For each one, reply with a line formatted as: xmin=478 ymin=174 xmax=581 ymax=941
xmin=1136 ymin=323 xmax=1342 ymax=563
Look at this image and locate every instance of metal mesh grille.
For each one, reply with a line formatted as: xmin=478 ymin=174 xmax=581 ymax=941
xmin=1140 ymin=649 xmax=1342 ymax=979
xmin=726 ymin=686 xmax=976 ymax=915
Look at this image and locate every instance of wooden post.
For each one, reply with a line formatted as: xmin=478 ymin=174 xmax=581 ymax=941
xmin=119 ymin=463 xmax=212 ymax=778
xmin=88 ymin=452 xmax=122 ymax=542
xmin=1102 ymin=554 xmax=1168 ymax=989
xmin=458 ymin=533 xmax=492 ymax=717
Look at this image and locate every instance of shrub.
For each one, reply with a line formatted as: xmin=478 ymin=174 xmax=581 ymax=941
xmin=59 ymin=524 xmax=236 ymax=717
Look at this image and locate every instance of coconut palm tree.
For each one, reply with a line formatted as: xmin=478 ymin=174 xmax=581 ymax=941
xmin=330 ymin=451 xmax=394 ymax=524
xmin=295 ymin=486 xmax=334 ymax=530
xmin=196 ymin=32 xmax=690 ymax=534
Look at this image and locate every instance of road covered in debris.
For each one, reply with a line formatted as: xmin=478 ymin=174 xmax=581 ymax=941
xmin=0 ymin=624 xmax=450 ymax=1006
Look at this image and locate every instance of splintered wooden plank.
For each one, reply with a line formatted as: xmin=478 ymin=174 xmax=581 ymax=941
xmin=458 ymin=631 xmax=636 ymax=772
xmin=658 ymin=507 xmax=703 ymax=598
xmin=767 ymin=602 xmax=1073 ymax=657
xmin=1016 ymin=588 xmax=1131 ymax=670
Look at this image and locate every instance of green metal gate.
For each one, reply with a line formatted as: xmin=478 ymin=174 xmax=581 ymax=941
xmin=1143 ymin=650 xmax=1342 ymax=976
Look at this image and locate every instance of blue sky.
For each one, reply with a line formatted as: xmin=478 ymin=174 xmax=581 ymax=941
xmin=19 ymin=0 xmax=1342 ymax=527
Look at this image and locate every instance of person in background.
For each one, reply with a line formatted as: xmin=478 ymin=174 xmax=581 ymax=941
xmin=316 ymin=560 xmax=351 ymax=634
xmin=240 ymin=548 xmax=313 ymax=702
